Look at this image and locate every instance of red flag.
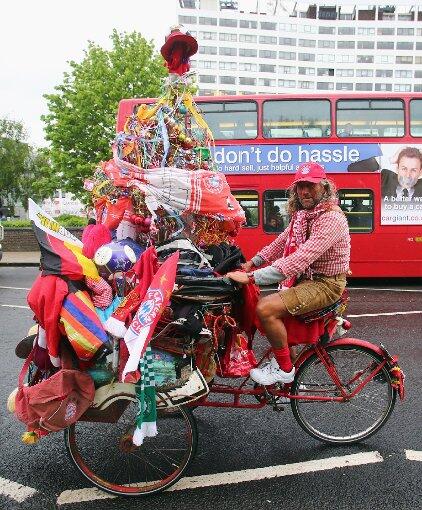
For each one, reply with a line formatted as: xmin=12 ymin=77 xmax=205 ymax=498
xmin=122 ymin=252 xmax=179 ymax=382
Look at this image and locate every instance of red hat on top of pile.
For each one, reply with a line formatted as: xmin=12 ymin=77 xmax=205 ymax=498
xmin=292 ymin=162 xmax=327 ymax=184
xmin=160 ymin=25 xmax=198 ymax=61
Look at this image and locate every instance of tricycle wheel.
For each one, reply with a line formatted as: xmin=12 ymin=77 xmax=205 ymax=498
xmin=65 ymin=401 xmax=197 ymax=496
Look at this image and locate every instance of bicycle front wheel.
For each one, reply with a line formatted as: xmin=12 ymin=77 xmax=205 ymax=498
xmin=291 ymin=345 xmax=396 ymax=444
xmin=65 ymin=400 xmax=198 ymax=496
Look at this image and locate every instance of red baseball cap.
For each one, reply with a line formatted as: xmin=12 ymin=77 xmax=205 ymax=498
xmin=292 ymin=162 xmax=327 ymax=184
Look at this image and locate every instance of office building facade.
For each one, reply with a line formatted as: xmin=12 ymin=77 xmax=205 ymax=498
xmin=177 ymin=0 xmax=422 ymax=95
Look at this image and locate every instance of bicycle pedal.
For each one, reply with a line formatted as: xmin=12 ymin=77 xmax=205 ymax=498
xmin=272 ymin=404 xmax=285 ymax=412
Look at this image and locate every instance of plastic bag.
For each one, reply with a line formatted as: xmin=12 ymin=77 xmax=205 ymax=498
xmin=218 ymin=332 xmax=257 ymax=378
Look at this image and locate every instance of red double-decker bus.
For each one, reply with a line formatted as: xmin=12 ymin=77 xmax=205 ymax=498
xmin=117 ymin=93 xmax=422 ymax=278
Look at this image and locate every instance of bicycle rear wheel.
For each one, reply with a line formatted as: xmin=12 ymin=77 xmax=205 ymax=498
xmin=291 ymin=345 xmax=396 ymax=444
xmin=65 ymin=400 xmax=198 ymax=496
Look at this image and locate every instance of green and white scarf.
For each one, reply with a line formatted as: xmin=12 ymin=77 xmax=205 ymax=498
xmin=133 ymin=346 xmax=157 ymax=446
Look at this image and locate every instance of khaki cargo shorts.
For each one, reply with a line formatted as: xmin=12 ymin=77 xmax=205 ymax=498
xmin=280 ymin=274 xmax=347 ymax=316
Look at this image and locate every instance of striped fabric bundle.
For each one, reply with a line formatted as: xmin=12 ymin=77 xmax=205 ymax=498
xmin=60 ymin=287 xmax=111 ymax=362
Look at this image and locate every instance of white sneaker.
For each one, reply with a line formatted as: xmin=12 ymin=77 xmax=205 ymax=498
xmin=250 ymin=357 xmax=295 ymax=386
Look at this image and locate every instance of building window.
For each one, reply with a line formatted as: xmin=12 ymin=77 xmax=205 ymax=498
xmin=338 ymin=41 xmax=355 ymax=49
xmin=199 ymin=31 xmax=217 ymax=40
xmin=358 ymin=41 xmax=375 ymax=49
xmin=198 ymin=61 xmax=217 ymax=69
xmin=239 ymin=48 xmax=257 ymax=58
xmin=375 ymin=83 xmax=392 ymax=91
xmin=376 ymin=55 xmax=394 ymax=64
xmin=377 ymin=41 xmax=394 ymax=50
xmin=318 ymin=54 xmax=335 ymax=63
xmin=178 ymin=15 xmax=196 ymax=24
xmin=318 ymin=40 xmax=335 ymax=49
xmin=336 ymin=54 xmax=354 ymax=63
xmin=279 ymin=37 xmax=296 ymax=46
xmin=298 ymin=38 xmax=316 ymax=47
xmin=260 ymin=50 xmax=277 ymax=59
xmin=336 ymin=99 xmax=404 ymax=138
xmin=415 ymin=71 xmax=422 ymax=79
xmin=199 ymin=46 xmax=217 ymax=55
xmin=219 ymin=18 xmax=237 ymax=27
xmin=240 ymin=20 xmax=257 ymax=29
xmin=239 ymin=77 xmax=256 ymax=86
xmin=377 ymin=27 xmax=395 ymax=35
xmin=239 ymin=34 xmax=257 ymax=43
xmin=394 ymin=84 xmax=411 ymax=92
xmin=298 ymin=53 xmax=315 ymax=62
xmin=298 ymin=81 xmax=314 ymax=89
xmin=220 ymin=76 xmax=236 ymax=85
xmin=258 ymin=78 xmax=276 ymax=87
xmin=259 ymin=36 xmax=277 ymax=44
xmin=338 ymin=27 xmax=355 ymax=35
xmin=280 ymin=23 xmax=297 ymax=32
xmin=376 ymin=69 xmax=393 ymax=77
xmin=357 ymin=55 xmax=374 ymax=64
xmin=260 ymin=22 xmax=277 ymax=30
xmin=395 ymin=70 xmax=412 ymax=78
xmin=397 ymin=42 xmax=414 ymax=51
xmin=219 ymin=47 xmax=237 ymax=56
xmin=278 ymin=79 xmax=296 ymax=88
xmin=298 ymin=66 xmax=315 ymax=75
xmin=219 ymin=33 xmax=237 ymax=41
xmin=239 ymin=63 xmax=257 ymax=72
xmin=414 ymin=85 xmax=422 ymax=93
xmin=355 ymin=83 xmax=373 ymax=91
xmin=396 ymin=56 xmax=413 ymax=64
xmin=319 ymin=26 xmax=335 ymax=34
xmin=317 ymin=82 xmax=334 ymax=90
xmin=317 ymin=68 xmax=334 ymax=76
xmin=219 ymin=61 xmax=237 ymax=70
xmin=199 ymin=75 xmax=216 ymax=84
xmin=336 ymin=83 xmax=353 ymax=90
xmin=280 ymin=65 xmax=296 ymax=74
xmin=356 ymin=69 xmax=373 ymax=77
xmin=416 ymin=57 xmax=422 ymax=65
xmin=279 ymin=51 xmax=296 ymax=60
xmin=259 ymin=64 xmax=276 ymax=73
xmin=336 ymin=69 xmax=354 ymax=77
xmin=263 ymin=99 xmax=331 ymax=138
xmin=357 ymin=28 xmax=375 ymax=35
xmin=199 ymin=16 xmax=217 ymax=25
xmin=416 ymin=42 xmax=422 ymax=51
xmin=397 ymin=28 xmax=414 ymax=36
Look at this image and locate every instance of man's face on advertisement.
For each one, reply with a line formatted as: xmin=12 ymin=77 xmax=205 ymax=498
xmin=397 ymin=156 xmax=422 ymax=189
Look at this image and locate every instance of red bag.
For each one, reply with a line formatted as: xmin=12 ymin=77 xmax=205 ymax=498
xmin=14 ymin=347 xmax=95 ymax=433
xmin=218 ymin=331 xmax=257 ymax=378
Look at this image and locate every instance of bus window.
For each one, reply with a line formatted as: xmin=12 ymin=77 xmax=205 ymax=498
xmin=232 ymin=191 xmax=259 ymax=227
xmin=339 ymin=190 xmax=374 ymax=233
xmin=262 ymin=99 xmax=331 ymax=138
xmin=336 ymin=99 xmax=404 ymax=137
xmin=194 ymin=101 xmax=257 ymax=140
xmin=410 ymin=99 xmax=422 ymax=136
xmin=263 ymin=190 xmax=289 ymax=233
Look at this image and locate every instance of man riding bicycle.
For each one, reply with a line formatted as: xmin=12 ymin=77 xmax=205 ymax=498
xmin=226 ymin=162 xmax=351 ymax=386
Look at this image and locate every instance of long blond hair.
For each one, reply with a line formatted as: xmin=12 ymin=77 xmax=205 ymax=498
xmin=286 ymin=179 xmax=338 ymax=216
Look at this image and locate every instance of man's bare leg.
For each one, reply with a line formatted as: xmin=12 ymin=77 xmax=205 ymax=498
xmin=256 ymin=291 xmax=291 ymax=349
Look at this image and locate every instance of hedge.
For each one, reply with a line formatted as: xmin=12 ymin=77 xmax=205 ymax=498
xmin=1 ymin=215 xmax=88 ymax=228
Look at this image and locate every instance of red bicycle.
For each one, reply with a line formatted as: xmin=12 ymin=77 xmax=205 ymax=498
xmin=64 ymin=279 xmax=405 ymax=497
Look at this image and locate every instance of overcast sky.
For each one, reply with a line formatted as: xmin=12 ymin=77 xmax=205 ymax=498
xmin=0 ymin=0 xmax=177 ymax=147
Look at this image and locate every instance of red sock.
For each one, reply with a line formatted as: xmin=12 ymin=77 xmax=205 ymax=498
xmin=272 ymin=346 xmax=293 ymax=373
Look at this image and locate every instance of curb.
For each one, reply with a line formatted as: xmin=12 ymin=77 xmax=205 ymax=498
xmin=0 ymin=262 xmax=40 ymax=267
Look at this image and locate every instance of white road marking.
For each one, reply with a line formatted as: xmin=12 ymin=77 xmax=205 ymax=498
xmin=0 ymin=286 xmax=30 ymax=291
xmin=348 ymin=310 xmax=422 ymax=318
xmin=350 ymin=287 xmax=422 ymax=293
xmin=57 ymin=451 xmax=383 ymax=505
xmin=0 ymin=476 xmax=37 ymax=503
xmin=0 ymin=304 xmax=30 ymax=309
xmin=405 ymin=450 xmax=422 ymax=461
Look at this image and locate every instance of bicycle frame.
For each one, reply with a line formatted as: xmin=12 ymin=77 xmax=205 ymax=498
xmin=194 ymin=337 xmax=401 ymax=409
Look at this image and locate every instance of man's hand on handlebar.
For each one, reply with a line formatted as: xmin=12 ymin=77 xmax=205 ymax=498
xmin=225 ymin=271 xmax=250 ymax=285
xmin=241 ymin=260 xmax=254 ymax=272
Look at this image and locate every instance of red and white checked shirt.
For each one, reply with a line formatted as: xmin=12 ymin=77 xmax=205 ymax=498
xmin=257 ymin=210 xmax=350 ymax=278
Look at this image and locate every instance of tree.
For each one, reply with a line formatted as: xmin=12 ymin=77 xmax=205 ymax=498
xmin=0 ymin=119 xmax=29 ymax=206
xmin=43 ymin=30 xmax=167 ymax=197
